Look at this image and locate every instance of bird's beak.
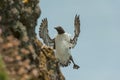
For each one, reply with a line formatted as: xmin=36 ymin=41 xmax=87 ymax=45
xmin=54 ymin=27 xmax=57 ymax=29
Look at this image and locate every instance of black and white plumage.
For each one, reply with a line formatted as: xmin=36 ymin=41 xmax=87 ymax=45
xmin=39 ymin=15 xmax=80 ymax=69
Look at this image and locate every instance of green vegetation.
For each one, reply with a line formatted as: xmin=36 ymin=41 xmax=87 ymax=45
xmin=0 ymin=56 xmax=8 ymax=80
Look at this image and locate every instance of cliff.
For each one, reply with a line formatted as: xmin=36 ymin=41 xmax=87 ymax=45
xmin=0 ymin=0 xmax=65 ymax=80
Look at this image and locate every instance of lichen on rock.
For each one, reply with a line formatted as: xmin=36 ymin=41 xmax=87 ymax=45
xmin=0 ymin=0 xmax=65 ymax=80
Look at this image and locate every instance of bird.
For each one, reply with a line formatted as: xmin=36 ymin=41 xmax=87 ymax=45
xmin=39 ymin=15 xmax=80 ymax=69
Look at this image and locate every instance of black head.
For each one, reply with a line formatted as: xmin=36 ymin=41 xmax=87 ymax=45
xmin=54 ymin=26 xmax=65 ymax=34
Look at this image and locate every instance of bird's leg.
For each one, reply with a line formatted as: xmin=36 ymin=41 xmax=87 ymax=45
xmin=70 ymin=56 xmax=80 ymax=69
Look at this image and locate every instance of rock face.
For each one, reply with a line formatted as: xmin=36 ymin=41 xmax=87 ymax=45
xmin=0 ymin=0 xmax=65 ymax=80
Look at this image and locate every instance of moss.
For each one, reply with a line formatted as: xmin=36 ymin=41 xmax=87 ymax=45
xmin=0 ymin=56 xmax=8 ymax=80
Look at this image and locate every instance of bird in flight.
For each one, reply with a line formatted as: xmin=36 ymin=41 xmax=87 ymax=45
xmin=39 ymin=15 xmax=80 ymax=69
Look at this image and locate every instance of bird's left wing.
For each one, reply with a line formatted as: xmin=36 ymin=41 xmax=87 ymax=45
xmin=39 ymin=18 xmax=55 ymax=48
xmin=70 ymin=15 xmax=80 ymax=48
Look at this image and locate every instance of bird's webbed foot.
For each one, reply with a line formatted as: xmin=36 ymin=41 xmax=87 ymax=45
xmin=73 ymin=64 xmax=80 ymax=69
xmin=70 ymin=56 xmax=80 ymax=69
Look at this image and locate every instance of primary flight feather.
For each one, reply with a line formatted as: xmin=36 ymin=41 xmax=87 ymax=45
xmin=39 ymin=15 xmax=80 ymax=69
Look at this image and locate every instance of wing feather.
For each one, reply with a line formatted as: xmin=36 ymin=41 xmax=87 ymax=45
xmin=71 ymin=15 xmax=80 ymax=48
xmin=39 ymin=18 xmax=55 ymax=48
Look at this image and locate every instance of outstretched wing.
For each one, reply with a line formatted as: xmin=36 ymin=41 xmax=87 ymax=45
xmin=39 ymin=18 xmax=55 ymax=48
xmin=71 ymin=15 xmax=80 ymax=48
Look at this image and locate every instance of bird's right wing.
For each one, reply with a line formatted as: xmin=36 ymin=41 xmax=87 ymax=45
xmin=39 ymin=18 xmax=55 ymax=48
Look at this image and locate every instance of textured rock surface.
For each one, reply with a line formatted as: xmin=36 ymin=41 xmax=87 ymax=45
xmin=0 ymin=0 xmax=65 ymax=80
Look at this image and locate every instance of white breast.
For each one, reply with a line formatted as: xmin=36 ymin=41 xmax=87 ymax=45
xmin=55 ymin=33 xmax=72 ymax=65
